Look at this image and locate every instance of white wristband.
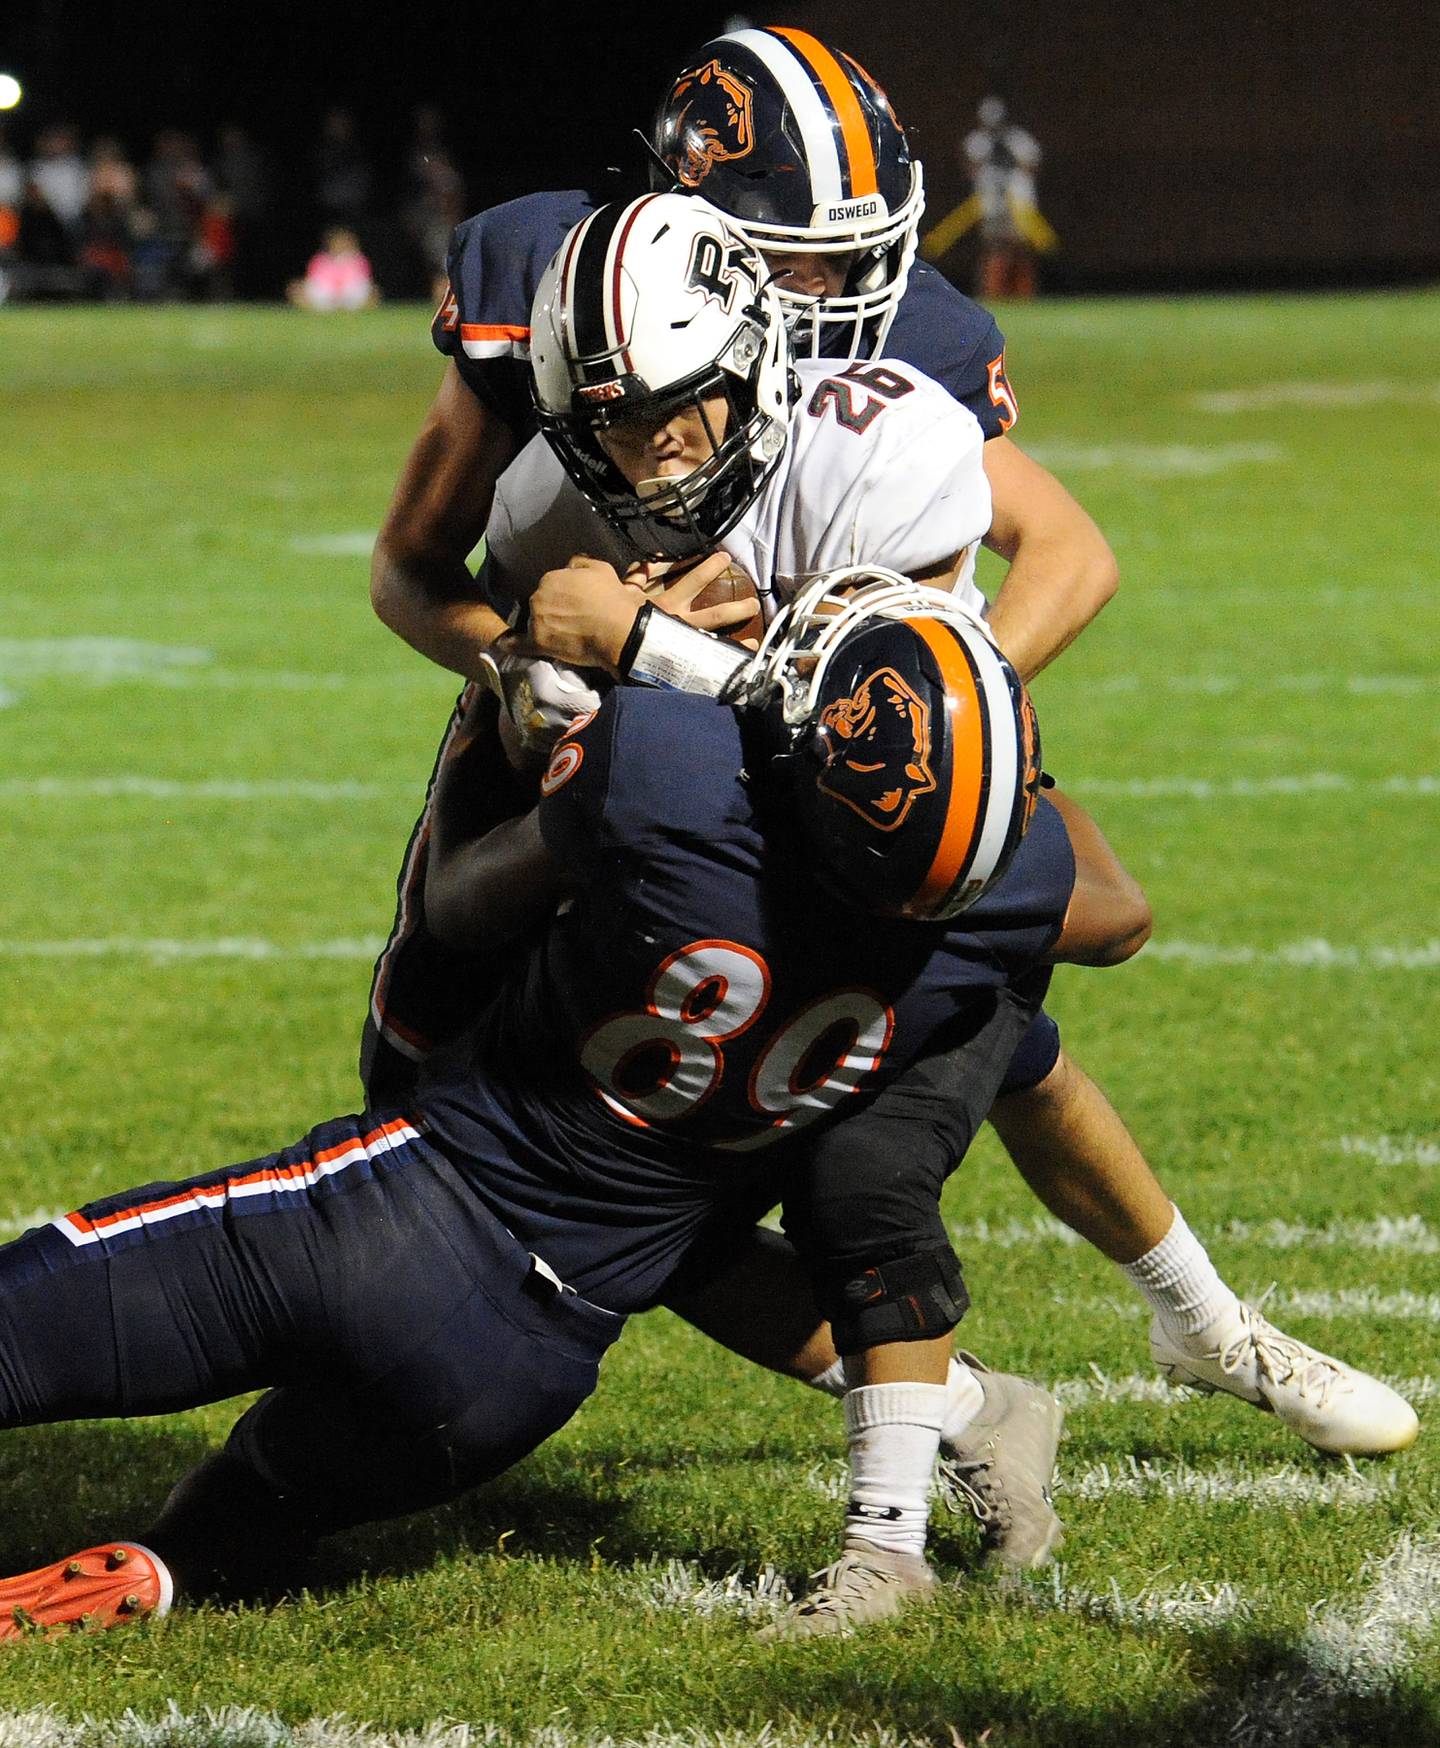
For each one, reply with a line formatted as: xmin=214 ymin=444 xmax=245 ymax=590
xmin=621 ymin=604 xmax=750 ymax=697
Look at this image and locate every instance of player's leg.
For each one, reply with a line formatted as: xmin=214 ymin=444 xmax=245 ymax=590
xmin=362 ymin=685 xmax=532 ymax=1106
xmin=0 ymin=1115 xmax=407 ymax=1636
xmin=991 ymin=1047 xmax=1419 ymax=1454
xmin=665 ymin=989 xmax=1066 ymax=1580
xmin=143 ymin=1228 xmax=623 ymax=1599
xmin=0 ymin=1113 xmax=622 ymax=1631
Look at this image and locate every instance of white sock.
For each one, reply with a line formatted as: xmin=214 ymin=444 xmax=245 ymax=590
xmin=807 ymin=1358 xmax=848 ymax=1398
xmin=941 ymin=1355 xmax=986 ymax=1447
xmin=1121 ymin=1205 xmax=1238 ymax=1336
xmin=843 ymin=1382 xmax=947 ymax=1559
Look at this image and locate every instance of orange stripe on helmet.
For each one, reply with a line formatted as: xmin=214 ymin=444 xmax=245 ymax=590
xmin=906 ymin=618 xmax=986 ymax=916
xmin=772 ymin=27 xmax=879 ymax=198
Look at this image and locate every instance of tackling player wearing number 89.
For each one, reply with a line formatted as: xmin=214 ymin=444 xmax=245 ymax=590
xmin=0 ymin=576 xmax=1142 ymax=1640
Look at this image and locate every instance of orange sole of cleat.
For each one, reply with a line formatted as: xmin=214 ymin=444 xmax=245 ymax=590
xmin=0 ymin=1543 xmax=173 ymax=1640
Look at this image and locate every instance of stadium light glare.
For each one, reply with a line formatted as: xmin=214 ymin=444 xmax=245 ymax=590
xmin=0 ymin=74 xmax=22 ymax=111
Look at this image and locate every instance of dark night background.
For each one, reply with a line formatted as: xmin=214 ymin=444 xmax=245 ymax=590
xmin=3 ymin=0 xmax=1438 ymax=296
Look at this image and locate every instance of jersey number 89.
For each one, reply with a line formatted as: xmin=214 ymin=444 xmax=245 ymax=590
xmin=580 ymin=940 xmax=894 ymax=1150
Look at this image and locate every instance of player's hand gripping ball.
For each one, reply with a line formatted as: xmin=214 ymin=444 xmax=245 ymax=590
xmin=626 ymin=553 xmax=765 ymax=647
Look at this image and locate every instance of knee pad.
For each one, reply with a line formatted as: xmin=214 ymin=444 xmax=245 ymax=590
xmin=821 ymin=1246 xmax=970 ymax=1356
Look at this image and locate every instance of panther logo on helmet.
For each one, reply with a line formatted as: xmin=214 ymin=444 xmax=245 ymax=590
xmin=816 ymin=665 xmax=936 ymax=832
xmin=665 ymin=60 xmax=755 ymax=187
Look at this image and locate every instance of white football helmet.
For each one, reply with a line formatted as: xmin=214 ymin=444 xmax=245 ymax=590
xmin=529 ymin=192 xmax=797 ymax=561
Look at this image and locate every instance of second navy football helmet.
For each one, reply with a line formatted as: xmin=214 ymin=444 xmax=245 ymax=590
xmin=734 ymin=569 xmax=1042 ymax=921
xmin=651 ymin=27 xmax=924 ymax=359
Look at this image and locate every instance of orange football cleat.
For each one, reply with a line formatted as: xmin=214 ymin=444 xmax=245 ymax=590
xmin=0 ymin=1543 xmax=173 ymax=1640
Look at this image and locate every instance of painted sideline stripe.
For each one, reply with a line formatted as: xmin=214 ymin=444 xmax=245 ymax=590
xmin=0 ymin=778 xmax=413 ymax=801
xmin=0 ymin=938 xmax=384 ymax=963
xmin=1141 ymin=939 xmax=1440 ymax=970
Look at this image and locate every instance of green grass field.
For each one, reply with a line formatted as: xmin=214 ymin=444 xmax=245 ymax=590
xmin=0 ymin=293 xmax=1437 ymax=1748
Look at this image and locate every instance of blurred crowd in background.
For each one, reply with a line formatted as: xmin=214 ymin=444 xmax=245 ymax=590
xmin=0 ymin=104 xmax=466 ymax=307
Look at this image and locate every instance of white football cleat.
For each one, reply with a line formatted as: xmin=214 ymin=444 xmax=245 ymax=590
xmin=1150 ymin=1300 xmax=1420 ymax=1456
xmin=757 ymin=1541 xmax=936 ymax=1642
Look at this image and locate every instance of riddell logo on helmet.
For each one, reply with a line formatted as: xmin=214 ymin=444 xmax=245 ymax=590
xmin=664 ymin=61 xmax=755 ymax=185
xmin=817 ymin=667 xmax=935 ymax=831
xmin=824 ymin=197 xmax=881 ymax=223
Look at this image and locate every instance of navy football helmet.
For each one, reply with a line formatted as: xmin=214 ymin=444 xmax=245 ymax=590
xmin=733 ymin=569 xmax=1042 ymax=921
xmin=529 ymin=193 xmax=796 ymax=562
xmin=650 ymin=27 xmax=924 ymax=358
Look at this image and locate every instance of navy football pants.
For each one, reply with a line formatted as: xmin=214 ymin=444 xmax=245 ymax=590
xmin=0 ymin=1114 xmax=624 ymax=1536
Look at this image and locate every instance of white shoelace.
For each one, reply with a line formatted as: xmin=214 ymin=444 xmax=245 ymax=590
xmin=1221 ymin=1294 xmax=1348 ymax=1410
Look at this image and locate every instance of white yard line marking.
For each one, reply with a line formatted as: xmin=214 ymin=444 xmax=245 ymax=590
xmin=1064 ymin=1457 xmax=1392 ymax=1508
xmin=1231 ymin=1531 xmax=1440 ymax=1744
xmin=1023 ymin=1567 xmax=1253 ymax=1631
xmin=0 ymin=1711 xmax=935 ymax=1748
xmin=813 ymin=1453 xmax=1392 ymax=1508
xmin=0 ymin=638 xmax=445 ymax=695
xmin=1075 ymin=773 xmax=1440 ymax=798
xmin=0 ymin=637 xmax=212 ymax=678
xmin=1092 ymin=673 xmax=1437 ymax=696
xmin=947 ymin=1214 xmax=1439 ymax=1254
xmin=1191 ymin=379 xmax=1440 ymax=413
xmin=1339 ymin=1135 xmax=1440 ymax=1167
xmin=1049 ymin=1369 xmax=1436 ymax=1409
xmin=1140 ymin=939 xmax=1440 ymax=970
xmin=624 ymin=1557 xmax=794 ymax=1621
xmin=1026 ymin=440 xmax=1286 ymax=474
xmin=1214 ymin=1215 xmax=1439 ymax=1254
xmin=0 ymin=778 xmax=412 ymax=802
xmin=1280 ymin=1288 xmax=1440 ymax=1323
xmin=0 ymin=938 xmax=383 ymax=964
xmin=288 ymin=532 xmax=377 ymax=556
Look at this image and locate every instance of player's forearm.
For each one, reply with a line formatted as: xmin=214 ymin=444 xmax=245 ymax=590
xmin=984 ymin=529 xmax=1117 ymax=682
xmin=370 ymin=545 xmax=513 ymax=681
xmin=427 ymin=809 xmax=565 ymax=953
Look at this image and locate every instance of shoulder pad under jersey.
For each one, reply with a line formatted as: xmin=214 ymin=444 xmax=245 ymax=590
xmin=432 ymin=190 xmax=597 ymax=435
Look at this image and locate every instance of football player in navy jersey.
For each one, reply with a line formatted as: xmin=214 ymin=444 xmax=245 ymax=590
xmin=364 ymin=26 xmax=1416 ymax=1473
xmin=0 ymin=579 xmax=1144 ymax=1640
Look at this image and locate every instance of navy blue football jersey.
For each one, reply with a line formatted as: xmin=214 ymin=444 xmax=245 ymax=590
xmin=417 ymin=688 xmax=1072 ymax=1312
xmin=430 ymin=192 xmax=1017 ymax=442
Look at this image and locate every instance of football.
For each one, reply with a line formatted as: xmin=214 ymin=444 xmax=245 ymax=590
xmin=642 ymin=557 xmax=764 ymax=647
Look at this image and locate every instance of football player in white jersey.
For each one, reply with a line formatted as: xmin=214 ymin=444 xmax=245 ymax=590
xmin=423 ymin=193 xmax=1416 ymax=1635
xmin=364 ymin=37 xmax=1416 ymax=1618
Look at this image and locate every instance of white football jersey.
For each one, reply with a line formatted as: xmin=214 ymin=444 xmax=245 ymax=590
xmin=485 ymin=357 xmax=991 ymax=624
